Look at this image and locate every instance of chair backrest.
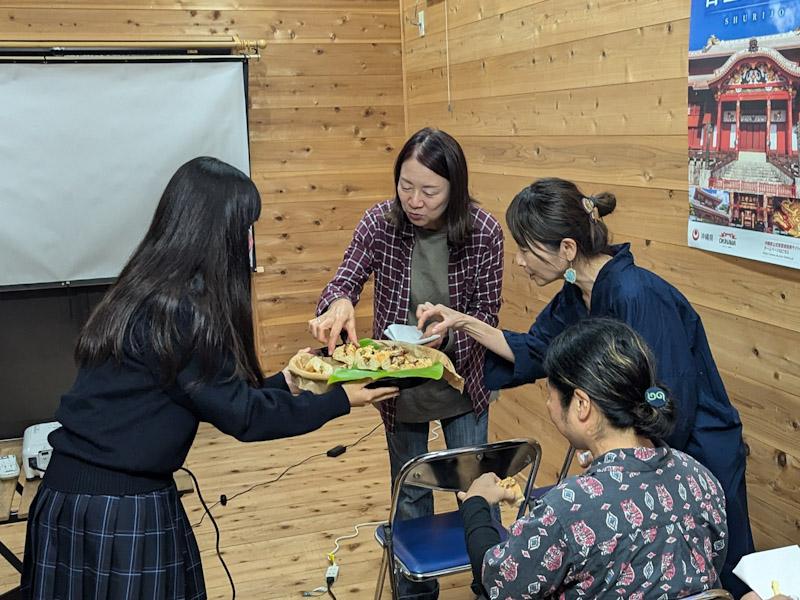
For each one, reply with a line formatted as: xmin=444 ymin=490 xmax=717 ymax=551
xmin=679 ymin=590 xmax=734 ymax=600
xmin=390 ymin=439 xmax=541 ymax=522
xmin=516 ymin=444 xmax=576 ymax=518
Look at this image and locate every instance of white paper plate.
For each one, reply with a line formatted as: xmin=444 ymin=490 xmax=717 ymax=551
xmin=384 ymin=323 xmax=441 ymax=345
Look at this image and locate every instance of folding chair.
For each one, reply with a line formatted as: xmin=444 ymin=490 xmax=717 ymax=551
xmin=373 ymin=439 xmax=541 ymax=600
xmin=527 ymin=445 xmax=576 ymax=502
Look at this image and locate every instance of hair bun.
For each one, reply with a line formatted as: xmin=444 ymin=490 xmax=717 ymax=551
xmin=592 ymin=191 xmax=617 ymax=217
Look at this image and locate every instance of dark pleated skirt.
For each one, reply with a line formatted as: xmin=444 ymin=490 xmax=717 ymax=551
xmin=21 ymin=483 xmax=206 ymax=600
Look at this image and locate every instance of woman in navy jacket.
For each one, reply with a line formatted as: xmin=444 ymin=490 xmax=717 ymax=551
xmin=417 ymin=177 xmax=753 ymax=597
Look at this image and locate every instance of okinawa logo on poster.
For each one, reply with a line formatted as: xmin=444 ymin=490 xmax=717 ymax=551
xmin=688 ymin=0 xmax=800 ymax=268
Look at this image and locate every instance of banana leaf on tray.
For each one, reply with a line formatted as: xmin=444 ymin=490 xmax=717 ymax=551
xmin=288 ymin=338 xmax=463 ymax=393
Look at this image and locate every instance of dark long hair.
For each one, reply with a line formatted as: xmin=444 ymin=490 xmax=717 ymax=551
xmin=76 ymin=156 xmax=263 ymax=386
xmin=387 ymin=127 xmax=474 ymax=245
xmin=506 ymin=177 xmax=616 ymax=256
xmin=543 ymin=318 xmax=675 ymax=441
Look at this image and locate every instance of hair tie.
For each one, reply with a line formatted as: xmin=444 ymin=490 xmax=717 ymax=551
xmin=645 ymin=386 xmax=667 ymax=408
xmin=581 ymin=197 xmax=599 ymax=222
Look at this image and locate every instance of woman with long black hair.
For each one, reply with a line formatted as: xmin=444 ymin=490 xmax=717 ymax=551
xmin=20 ymin=157 xmax=398 ymax=600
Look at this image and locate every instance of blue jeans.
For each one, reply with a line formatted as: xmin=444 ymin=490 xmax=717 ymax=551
xmin=385 ymin=410 xmax=496 ymax=600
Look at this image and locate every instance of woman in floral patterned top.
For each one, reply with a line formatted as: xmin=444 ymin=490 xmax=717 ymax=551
xmin=459 ymin=318 xmax=728 ymax=599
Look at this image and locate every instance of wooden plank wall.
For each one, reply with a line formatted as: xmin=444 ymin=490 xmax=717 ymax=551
xmin=0 ymin=0 xmax=404 ymax=372
xmin=400 ymin=0 xmax=800 ymax=550
xmin=2 ymin=0 xmax=797 ymax=558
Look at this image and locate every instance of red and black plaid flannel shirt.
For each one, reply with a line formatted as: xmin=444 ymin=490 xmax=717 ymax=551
xmin=316 ymin=200 xmax=504 ymax=431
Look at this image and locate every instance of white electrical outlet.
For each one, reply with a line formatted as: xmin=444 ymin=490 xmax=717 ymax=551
xmin=417 ymin=10 xmax=425 ymax=37
xmin=0 ymin=455 xmax=19 ymax=480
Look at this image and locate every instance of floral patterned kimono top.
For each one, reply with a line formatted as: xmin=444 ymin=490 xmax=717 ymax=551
xmin=482 ymin=446 xmax=728 ymax=599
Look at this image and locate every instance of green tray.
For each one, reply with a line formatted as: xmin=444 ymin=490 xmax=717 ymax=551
xmin=326 ymin=339 xmax=444 ymax=384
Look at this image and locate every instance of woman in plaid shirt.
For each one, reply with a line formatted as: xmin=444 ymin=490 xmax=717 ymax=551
xmin=310 ymin=128 xmax=504 ymax=600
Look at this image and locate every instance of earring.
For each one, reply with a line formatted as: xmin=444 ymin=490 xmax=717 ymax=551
xmin=564 ymin=261 xmax=577 ymax=284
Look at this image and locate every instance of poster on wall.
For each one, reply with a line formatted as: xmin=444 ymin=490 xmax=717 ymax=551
xmin=688 ymin=0 xmax=800 ymax=269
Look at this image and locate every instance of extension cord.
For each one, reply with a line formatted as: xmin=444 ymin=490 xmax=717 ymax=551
xmin=325 ymin=565 xmax=339 ymax=584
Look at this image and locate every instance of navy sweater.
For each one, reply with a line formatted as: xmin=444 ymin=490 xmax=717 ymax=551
xmin=45 ymin=320 xmax=350 ymax=495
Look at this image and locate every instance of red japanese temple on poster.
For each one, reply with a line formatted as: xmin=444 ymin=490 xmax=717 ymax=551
xmin=689 ymin=34 xmax=800 ymax=197
xmin=690 ymin=187 xmax=731 ymax=225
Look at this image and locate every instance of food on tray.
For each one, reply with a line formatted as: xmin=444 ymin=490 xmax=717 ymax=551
xmin=332 ymin=343 xmax=358 ymax=368
xmin=287 ymin=339 xmax=465 ymax=395
xmin=349 ymin=344 xmax=434 ymax=372
xmin=286 ymin=353 xmax=338 ymax=381
xmin=305 ymin=355 xmax=335 ymax=376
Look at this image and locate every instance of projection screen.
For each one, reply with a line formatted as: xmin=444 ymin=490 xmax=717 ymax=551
xmin=0 ymin=58 xmax=250 ymax=289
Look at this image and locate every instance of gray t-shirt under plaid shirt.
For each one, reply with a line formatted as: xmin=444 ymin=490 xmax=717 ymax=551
xmin=395 ymin=226 xmax=473 ymax=423
xmin=316 ymin=200 xmax=505 ymax=432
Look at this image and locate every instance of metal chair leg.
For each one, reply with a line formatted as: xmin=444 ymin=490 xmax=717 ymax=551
xmin=374 ymin=546 xmax=389 ymax=600
xmin=556 ymin=446 xmax=576 ymax=483
xmin=384 ymin=526 xmax=399 ymax=600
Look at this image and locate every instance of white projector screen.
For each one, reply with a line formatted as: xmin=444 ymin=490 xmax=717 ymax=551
xmin=0 ymin=59 xmax=250 ymax=289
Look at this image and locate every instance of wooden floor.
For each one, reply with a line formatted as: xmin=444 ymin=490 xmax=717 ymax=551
xmin=0 ymin=408 xmax=495 ymax=599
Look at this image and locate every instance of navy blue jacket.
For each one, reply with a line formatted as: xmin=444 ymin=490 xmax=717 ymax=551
xmin=484 ymin=243 xmax=741 ymax=450
xmin=47 ymin=310 xmax=350 ymax=495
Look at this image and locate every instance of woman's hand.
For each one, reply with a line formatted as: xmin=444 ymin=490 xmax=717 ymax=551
xmin=416 ymin=302 xmax=470 ymax=336
xmin=457 ymin=472 xmax=515 ymax=505
xmin=419 ymin=322 xmax=445 ymax=349
xmin=309 ymin=298 xmax=358 ymax=355
xmin=342 ymin=382 xmax=400 ymax=407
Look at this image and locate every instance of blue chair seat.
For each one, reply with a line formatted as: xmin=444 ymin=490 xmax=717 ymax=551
xmin=530 ymin=484 xmax=554 ymax=500
xmin=375 ymin=510 xmax=507 ymax=579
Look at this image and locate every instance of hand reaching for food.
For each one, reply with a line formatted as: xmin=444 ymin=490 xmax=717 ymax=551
xmin=309 ymin=298 xmax=358 ymax=355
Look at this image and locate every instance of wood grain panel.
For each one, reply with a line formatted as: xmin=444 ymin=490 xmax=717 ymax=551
xmin=3 ymin=0 xmax=401 ymax=11
xmin=256 ymin=288 xmax=374 ymax=325
xmin=401 ymin=0 xmax=540 ymax=41
xmin=250 ymin=136 xmax=401 ymax=172
xmin=250 ymin=75 xmax=404 ymax=108
xmin=263 ymin=42 xmax=401 ymax=76
xmin=406 ymin=19 xmax=687 ymax=104
xmin=463 ymin=135 xmax=688 ymax=190
xmin=260 ymin=198 xmax=378 ymax=234
xmin=255 ymin=264 xmax=342 ymax=297
xmin=0 ymin=8 xmax=400 ymax=42
xmin=535 ymin=0 xmax=688 ymax=47
xmin=403 ymin=5 xmax=535 ymax=71
xmin=471 ymin=172 xmax=688 ymax=245
xmin=250 ymin=105 xmax=404 ymax=140
xmin=408 ymin=78 xmax=687 ymax=137
xmin=254 ymin=170 xmax=393 ymax=202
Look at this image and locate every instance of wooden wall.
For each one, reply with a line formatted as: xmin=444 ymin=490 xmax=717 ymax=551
xmin=0 ymin=0 xmax=403 ymax=372
xmin=400 ymin=0 xmax=800 ymax=550
xmin=2 ymin=0 xmax=797 ymax=558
